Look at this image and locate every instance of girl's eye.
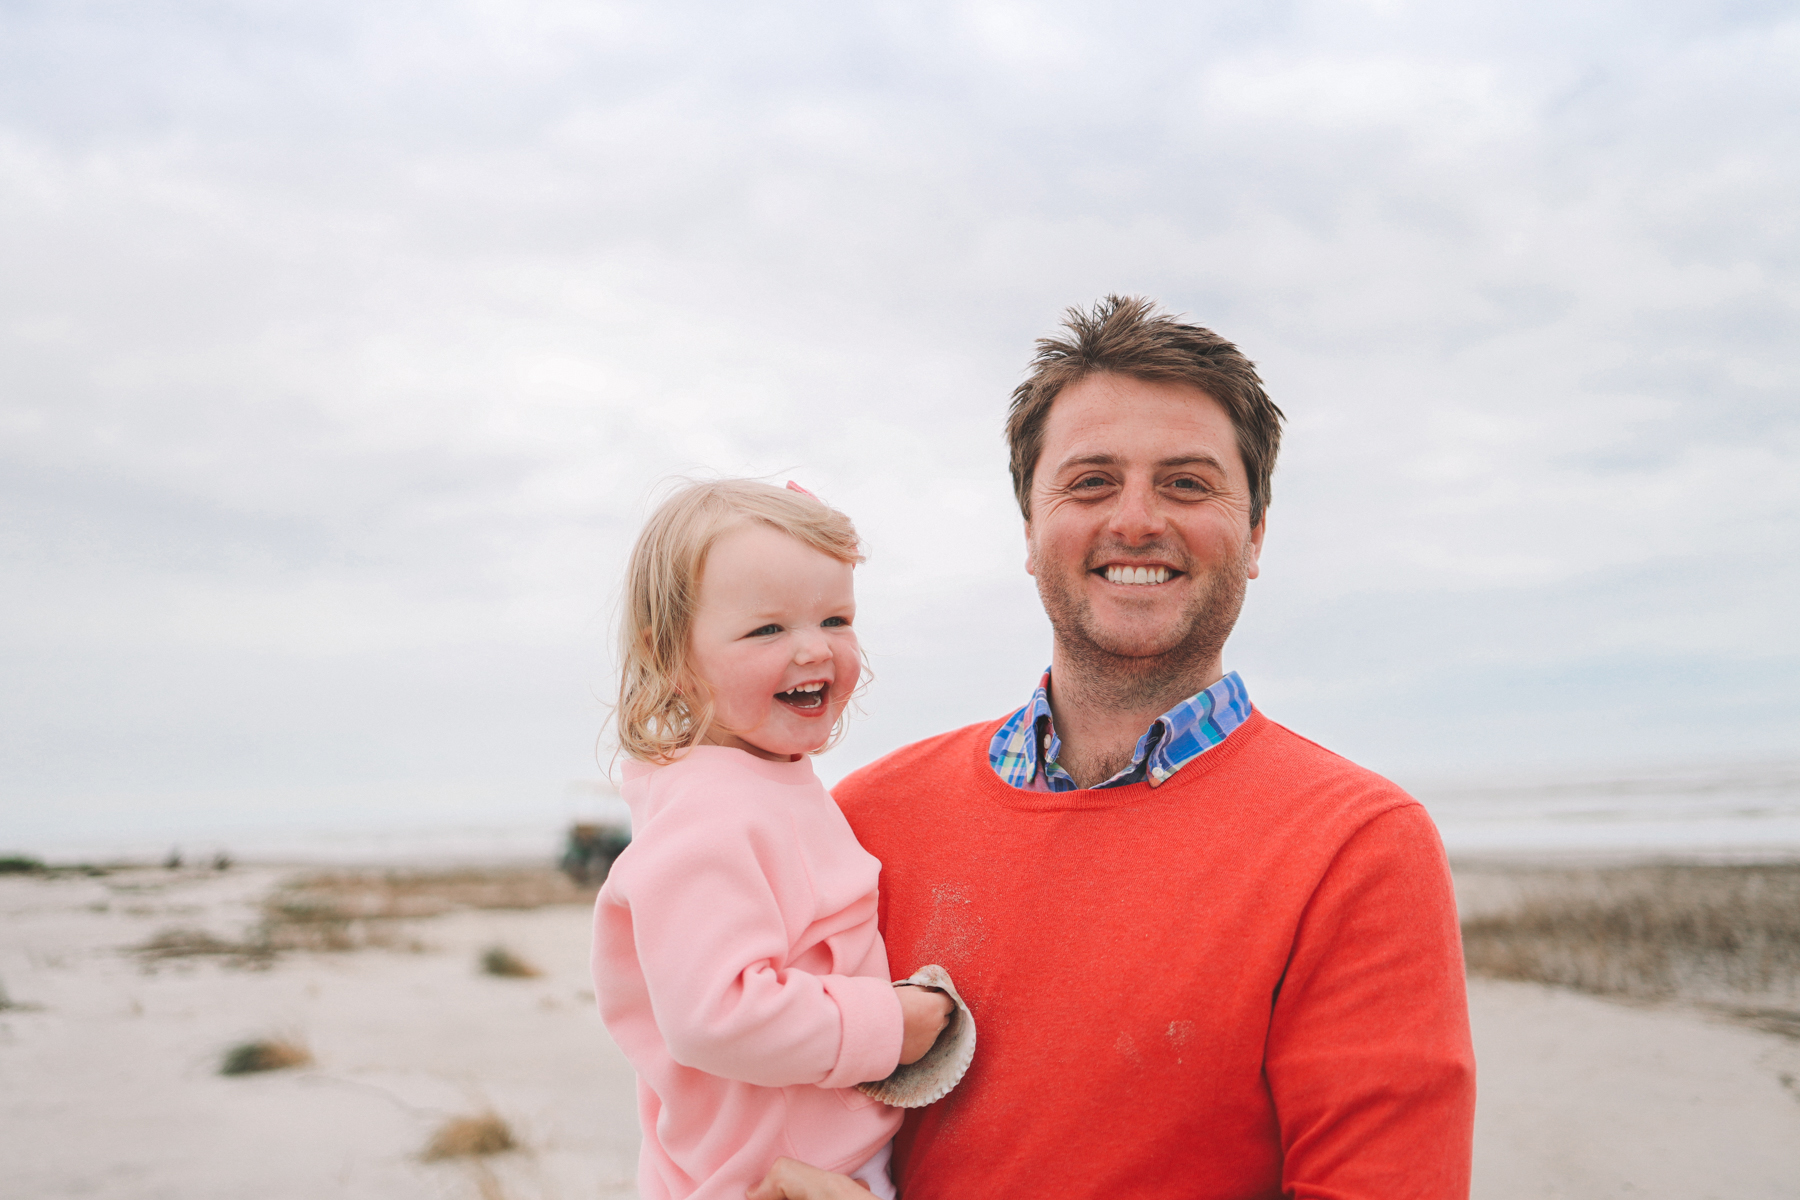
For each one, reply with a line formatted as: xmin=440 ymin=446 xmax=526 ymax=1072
xmin=749 ymin=624 xmax=781 ymax=637
xmin=822 ymin=616 xmax=849 ymax=628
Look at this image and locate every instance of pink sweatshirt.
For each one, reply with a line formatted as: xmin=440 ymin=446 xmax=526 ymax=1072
xmin=592 ymin=747 xmax=905 ymax=1200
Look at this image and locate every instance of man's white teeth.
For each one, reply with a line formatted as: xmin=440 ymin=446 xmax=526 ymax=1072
xmin=1105 ymin=565 xmax=1170 ymax=585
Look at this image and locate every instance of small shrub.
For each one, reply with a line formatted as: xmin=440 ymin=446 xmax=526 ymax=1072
xmin=480 ymin=946 xmax=542 ymax=978
xmin=0 ymin=979 xmax=41 ymax=1013
xmin=423 ymin=1112 xmax=516 ymax=1160
xmin=0 ymin=855 xmax=44 ymax=874
xmin=220 ymin=1038 xmax=312 ymax=1075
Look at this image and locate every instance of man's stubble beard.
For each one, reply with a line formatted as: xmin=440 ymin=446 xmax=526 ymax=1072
xmin=1036 ymin=539 xmax=1253 ymax=712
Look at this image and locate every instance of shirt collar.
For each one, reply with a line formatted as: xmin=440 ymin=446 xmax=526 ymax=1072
xmin=989 ymin=669 xmax=1253 ymax=792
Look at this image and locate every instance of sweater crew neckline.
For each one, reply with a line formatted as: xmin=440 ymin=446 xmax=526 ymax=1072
xmin=624 ymin=745 xmax=818 ymax=785
xmin=968 ymin=708 xmax=1269 ymax=812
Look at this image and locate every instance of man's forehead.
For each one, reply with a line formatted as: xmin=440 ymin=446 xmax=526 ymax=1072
xmin=1038 ymin=377 xmax=1241 ymax=475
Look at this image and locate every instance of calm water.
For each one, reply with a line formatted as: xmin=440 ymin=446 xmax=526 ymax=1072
xmin=18 ymin=762 xmax=1800 ymax=867
xmin=1413 ymin=759 xmax=1800 ymax=861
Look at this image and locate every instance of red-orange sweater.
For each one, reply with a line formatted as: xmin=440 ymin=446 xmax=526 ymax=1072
xmin=834 ymin=709 xmax=1475 ymax=1200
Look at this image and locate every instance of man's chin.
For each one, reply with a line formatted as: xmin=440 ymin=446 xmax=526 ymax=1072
xmin=1070 ymin=624 xmax=1198 ymax=663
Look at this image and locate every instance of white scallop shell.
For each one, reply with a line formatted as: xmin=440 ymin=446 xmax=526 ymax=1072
xmin=856 ymin=964 xmax=976 ymax=1109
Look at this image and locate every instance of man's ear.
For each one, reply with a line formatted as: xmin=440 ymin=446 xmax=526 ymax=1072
xmin=1023 ymin=522 xmax=1036 ymax=576
xmin=1245 ymin=515 xmax=1267 ymax=581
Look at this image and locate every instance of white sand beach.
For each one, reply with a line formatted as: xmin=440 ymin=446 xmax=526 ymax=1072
xmin=0 ymin=866 xmax=639 ymax=1200
xmin=2 ymin=862 xmax=1797 ymax=1199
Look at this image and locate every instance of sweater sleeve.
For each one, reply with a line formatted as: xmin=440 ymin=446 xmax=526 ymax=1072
xmin=613 ymin=789 xmax=904 ymax=1090
xmin=1267 ymin=802 xmax=1477 ymax=1200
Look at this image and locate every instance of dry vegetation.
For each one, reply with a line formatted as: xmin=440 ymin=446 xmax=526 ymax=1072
xmin=0 ymin=976 xmax=39 ymax=1012
xmin=219 ymin=1037 xmax=313 ymax=1075
xmin=480 ymin=946 xmax=543 ymax=978
xmin=1461 ymin=862 xmax=1800 ymax=1030
xmin=423 ymin=1112 xmax=517 ymax=1160
xmin=133 ymin=867 xmax=592 ymax=966
xmin=1 ymin=854 xmax=110 ymax=877
xmin=137 ymin=927 xmax=274 ymax=965
xmin=274 ymin=867 xmax=591 ymax=919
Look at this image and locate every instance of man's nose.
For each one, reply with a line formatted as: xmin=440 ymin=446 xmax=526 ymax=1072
xmin=1108 ymin=478 xmax=1167 ymax=543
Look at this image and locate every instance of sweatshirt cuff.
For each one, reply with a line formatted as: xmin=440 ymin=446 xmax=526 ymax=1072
xmin=817 ymin=974 xmax=905 ymax=1089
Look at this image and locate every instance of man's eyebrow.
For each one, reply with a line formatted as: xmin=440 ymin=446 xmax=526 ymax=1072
xmin=1052 ymin=452 xmax=1227 ymax=472
xmin=1157 ymin=453 xmax=1227 ymax=471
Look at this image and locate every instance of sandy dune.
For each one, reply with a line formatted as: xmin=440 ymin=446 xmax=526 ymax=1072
xmin=1 ymin=866 xmax=637 ymax=1200
xmin=2 ymin=864 xmax=1797 ymax=1199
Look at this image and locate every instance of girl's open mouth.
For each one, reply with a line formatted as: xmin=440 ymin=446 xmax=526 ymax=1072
xmin=775 ymin=681 xmax=830 ymax=712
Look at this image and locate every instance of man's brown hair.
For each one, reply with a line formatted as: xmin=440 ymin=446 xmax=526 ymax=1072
xmin=1005 ymin=295 xmax=1286 ymax=526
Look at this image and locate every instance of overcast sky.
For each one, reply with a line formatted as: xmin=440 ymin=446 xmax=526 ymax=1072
xmin=3 ymin=0 xmax=1797 ymax=851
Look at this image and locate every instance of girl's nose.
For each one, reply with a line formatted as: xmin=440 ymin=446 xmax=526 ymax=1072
xmin=792 ymin=629 xmax=829 ymax=663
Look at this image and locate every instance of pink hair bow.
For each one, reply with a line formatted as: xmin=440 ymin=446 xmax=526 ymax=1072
xmin=785 ymin=480 xmax=819 ymax=499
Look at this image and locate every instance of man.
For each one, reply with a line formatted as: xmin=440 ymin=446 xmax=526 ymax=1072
xmin=755 ymin=295 xmax=1474 ymax=1200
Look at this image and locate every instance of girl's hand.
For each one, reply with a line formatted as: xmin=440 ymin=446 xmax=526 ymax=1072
xmin=747 ymin=1157 xmax=873 ymax=1199
xmin=897 ymin=985 xmax=955 ymax=1065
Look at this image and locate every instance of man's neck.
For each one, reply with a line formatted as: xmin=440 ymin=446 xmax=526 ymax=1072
xmin=1045 ymin=648 xmax=1224 ymax=789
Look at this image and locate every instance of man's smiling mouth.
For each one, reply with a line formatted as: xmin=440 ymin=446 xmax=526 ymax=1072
xmin=775 ymin=681 xmax=830 ymax=711
xmin=1101 ymin=565 xmax=1174 ymax=586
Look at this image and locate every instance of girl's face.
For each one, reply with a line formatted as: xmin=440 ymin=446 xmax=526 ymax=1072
xmin=686 ymin=522 xmax=861 ymax=762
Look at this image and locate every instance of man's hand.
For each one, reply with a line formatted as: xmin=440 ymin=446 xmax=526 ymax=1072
xmin=898 ymin=984 xmax=954 ymax=1065
xmin=747 ymin=1157 xmax=873 ymax=1199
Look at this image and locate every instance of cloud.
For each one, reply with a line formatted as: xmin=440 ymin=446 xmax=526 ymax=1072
xmin=2 ymin=0 xmax=1796 ymax=844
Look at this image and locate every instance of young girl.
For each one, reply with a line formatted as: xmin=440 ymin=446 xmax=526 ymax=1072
xmin=592 ymin=479 xmax=957 ymax=1200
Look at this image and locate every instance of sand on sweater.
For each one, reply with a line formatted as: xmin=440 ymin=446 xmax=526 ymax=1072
xmin=2 ymin=862 xmax=1797 ymax=1199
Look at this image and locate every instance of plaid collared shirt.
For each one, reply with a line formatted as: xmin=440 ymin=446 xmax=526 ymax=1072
xmin=989 ymin=669 xmax=1253 ymax=791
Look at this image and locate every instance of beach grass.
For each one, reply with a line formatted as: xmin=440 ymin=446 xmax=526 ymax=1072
xmin=134 ymin=866 xmax=589 ymax=965
xmin=219 ymin=1037 xmax=313 ymax=1075
xmin=137 ymin=927 xmax=275 ymax=965
xmin=423 ymin=1112 xmax=517 ymax=1160
xmin=271 ymin=866 xmax=591 ymax=919
xmin=1460 ymin=862 xmax=1800 ymax=1015
xmin=0 ymin=976 xmax=37 ymax=1011
xmin=479 ymin=945 xmax=542 ymax=978
xmin=0 ymin=855 xmax=110 ymax=877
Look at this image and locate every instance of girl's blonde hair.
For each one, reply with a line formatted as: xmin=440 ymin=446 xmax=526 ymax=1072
xmin=616 ymin=479 xmax=865 ymax=764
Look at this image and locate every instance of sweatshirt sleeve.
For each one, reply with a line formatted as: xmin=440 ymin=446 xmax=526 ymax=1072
xmin=611 ymin=785 xmax=904 ymax=1090
xmin=1267 ymin=802 xmax=1477 ymax=1200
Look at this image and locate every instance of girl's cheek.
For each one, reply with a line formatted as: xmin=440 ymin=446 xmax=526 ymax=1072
xmin=837 ymin=646 xmax=862 ymax=695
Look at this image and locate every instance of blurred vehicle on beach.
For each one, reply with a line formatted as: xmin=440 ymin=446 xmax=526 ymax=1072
xmin=560 ymin=821 xmax=631 ymax=886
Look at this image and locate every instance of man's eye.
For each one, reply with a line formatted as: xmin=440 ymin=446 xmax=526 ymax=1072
xmin=1168 ymin=477 xmax=1206 ymax=492
xmin=1073 ymin=475 xmax=1110 ymax=491
xmin=749 ymin=624 xmax=781 ymax=637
